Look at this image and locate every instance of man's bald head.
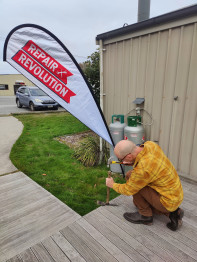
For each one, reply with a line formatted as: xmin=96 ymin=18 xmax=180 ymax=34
xmin=114 ymin=140 xmax=136 ymax=159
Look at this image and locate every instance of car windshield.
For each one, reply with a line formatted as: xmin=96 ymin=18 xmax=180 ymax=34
xmin=29 ymin=89 xmax=47 ymax=96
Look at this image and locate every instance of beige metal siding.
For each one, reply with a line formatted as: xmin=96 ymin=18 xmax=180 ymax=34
xmin=0 ymin=74 xmax=34 ymax=96
xmin=102 ymin=19 xmax=197 ymax=180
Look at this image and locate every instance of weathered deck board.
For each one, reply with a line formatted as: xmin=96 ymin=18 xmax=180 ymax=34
xmin=6 ymin=257 xmax=22 ymax=262
xmin=75 ymin=218 xmax=133 ymax=262
xmin=65 ymin=222 xmax=119 ymax=262
xmin=61 ymin=227 xmax=102 ymax=262
xmin=31 ymin=243 xmax=55 ymax=261
xmin=42 ymin=237 xmax=70 ymax=262
xmin=96 ymin=208 xmax=179 ymax=262
xmin=91 ymin=207 xmax=191 ymax=262
xmin=18 ymin=249 xmax=39 ymax=262
xmin=84 ymin=209 xmax=163 ymax=262
xmin=0 ymin=172 xmax=81 ymax=262
xmin=2 ymin=174 xmax=197 ymax=262
xmin=109 ymin=197 xmax=197 ymax=262
xmin=51 ymin=232 xmax=86 ymax=262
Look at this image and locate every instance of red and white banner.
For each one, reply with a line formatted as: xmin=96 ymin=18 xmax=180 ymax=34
xmin=12 ymin=48 xmax=75 ymax=103
xmin=4 ymin=24 xmax=114 ymax=145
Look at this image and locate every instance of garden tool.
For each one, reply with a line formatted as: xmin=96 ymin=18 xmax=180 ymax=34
xmin=97 ymin=157 xmax=118 ymax=206
xmin=107 ymin=156 xmax=123 ymax=166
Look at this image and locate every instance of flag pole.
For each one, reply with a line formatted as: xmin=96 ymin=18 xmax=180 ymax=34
xmin=99 ymin=39 xmax=104 ymax=164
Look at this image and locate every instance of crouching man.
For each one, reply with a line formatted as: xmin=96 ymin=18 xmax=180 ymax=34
xmin=106 ymin=140 xmax=184 ymax=231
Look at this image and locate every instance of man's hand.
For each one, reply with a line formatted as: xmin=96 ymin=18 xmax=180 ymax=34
xmin=106 ymin=177 xmax=114 ymax=188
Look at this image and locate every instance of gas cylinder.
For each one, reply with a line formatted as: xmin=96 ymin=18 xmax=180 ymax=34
xmin=124 ymin=116 xmax=145 ymax=173
xmin=109 ymin=115 xmax=126 ymax=173
xmin=124 ymin=116 xmax=145 ymax=145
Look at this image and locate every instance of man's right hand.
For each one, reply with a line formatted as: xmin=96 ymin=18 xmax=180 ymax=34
xmin=106 ymin=177 xmax=114 ymax=188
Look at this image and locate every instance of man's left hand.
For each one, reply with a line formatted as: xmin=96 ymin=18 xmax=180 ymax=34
xmin=106 ymin=177 xmax=114 ymax=188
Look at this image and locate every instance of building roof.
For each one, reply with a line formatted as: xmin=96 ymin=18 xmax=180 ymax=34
xmin=96 ymin=4 xmax=197 ymax=42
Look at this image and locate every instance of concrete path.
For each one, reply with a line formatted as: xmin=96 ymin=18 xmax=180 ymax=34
xmin=0 ymin=116 xmax=23 ymax=175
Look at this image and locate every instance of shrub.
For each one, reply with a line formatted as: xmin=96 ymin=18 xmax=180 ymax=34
xmin=74 ymin=135 xmax=109 ymax=167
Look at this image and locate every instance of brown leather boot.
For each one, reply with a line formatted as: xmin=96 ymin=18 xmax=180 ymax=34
xmin=123 ymin=212 xmax=153 ymax=225
xmin=167 ymin=208 xmax=184 ymax=231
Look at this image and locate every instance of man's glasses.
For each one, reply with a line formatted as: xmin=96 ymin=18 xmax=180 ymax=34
xmin=118 ymin=153 xmax=131 ymax=162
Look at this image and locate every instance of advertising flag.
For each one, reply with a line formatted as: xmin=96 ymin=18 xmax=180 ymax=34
xmin=4 ymin=24 xmax=114 ymax=145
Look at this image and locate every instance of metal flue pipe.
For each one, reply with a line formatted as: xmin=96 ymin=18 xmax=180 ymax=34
xmin=138 ymin=0 xmax=151 ymax=22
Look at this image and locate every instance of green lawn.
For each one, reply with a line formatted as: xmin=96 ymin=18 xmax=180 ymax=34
xmin=11 ymin=112 xmax=124 ymax=215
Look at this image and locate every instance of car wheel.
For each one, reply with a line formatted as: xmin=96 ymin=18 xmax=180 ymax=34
xmin=16 ymin=99 xmax=22 ymax=108
xmin=29 ymin=102 xmax=35 ymax=111
xmin=53 ymin=106 xmax=58 ymax=110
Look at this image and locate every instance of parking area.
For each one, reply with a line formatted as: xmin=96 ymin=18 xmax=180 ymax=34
xmin=0 ymin=96 xmax=65 ymax=116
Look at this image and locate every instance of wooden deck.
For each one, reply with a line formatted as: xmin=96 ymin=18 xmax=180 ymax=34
xmin=1 ymin=172 xmax=197 ymax=262
xmin=0 ymin=172 xmax=81 ymax=261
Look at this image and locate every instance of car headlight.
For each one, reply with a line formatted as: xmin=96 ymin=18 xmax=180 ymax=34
xmin=35 ymin=98 xmax=43 ymax=103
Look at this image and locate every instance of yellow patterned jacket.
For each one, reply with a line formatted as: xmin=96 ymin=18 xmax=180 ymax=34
xmin=113 ymin=141 xmax=183 ymax=212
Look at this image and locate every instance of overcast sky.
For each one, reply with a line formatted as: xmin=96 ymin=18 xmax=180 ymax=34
xmin=1 ymin=0 xmax=197 ymax=74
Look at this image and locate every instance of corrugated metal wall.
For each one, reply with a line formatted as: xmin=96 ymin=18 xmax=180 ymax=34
xmin=102 ymin=22 xmax=197 ymax=180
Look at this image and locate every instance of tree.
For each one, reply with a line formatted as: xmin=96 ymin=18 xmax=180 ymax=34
xmin=81 ymin=50 xmax=100 ymax=103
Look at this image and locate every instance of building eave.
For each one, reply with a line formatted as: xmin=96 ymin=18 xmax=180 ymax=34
xmin=96 ymin=4 xmax=197 ymax=42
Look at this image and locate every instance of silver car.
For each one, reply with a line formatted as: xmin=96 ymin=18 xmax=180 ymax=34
xmin=16 ymin=86 xmax=59 ymax=111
